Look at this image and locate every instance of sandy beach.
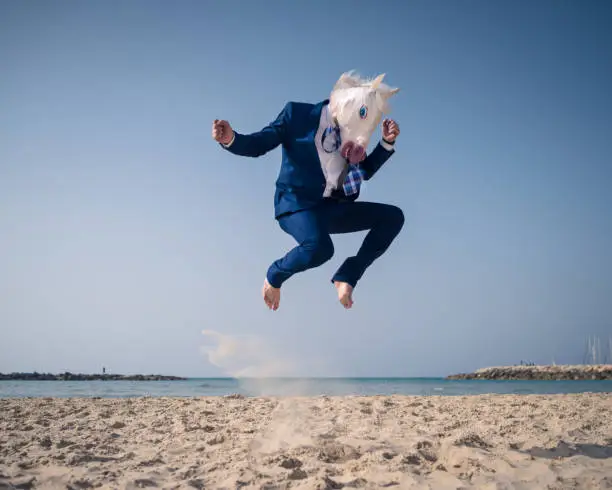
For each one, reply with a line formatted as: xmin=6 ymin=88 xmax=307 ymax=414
xmin=1 ymin=393 xmax=611 ymax=489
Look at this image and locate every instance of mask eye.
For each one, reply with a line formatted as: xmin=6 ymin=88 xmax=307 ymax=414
xmin=359 ymin=105 xmax=368 ymax=119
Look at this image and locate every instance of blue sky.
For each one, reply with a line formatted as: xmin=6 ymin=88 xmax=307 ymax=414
xmin=1 ymin=0 xmax=611 ymax=377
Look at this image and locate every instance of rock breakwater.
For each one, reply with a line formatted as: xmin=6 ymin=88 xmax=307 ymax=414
xmin=447 ymin=364 xmax=612 ymax=380
xmin=0 ymin=372 xmax=187 ymax=381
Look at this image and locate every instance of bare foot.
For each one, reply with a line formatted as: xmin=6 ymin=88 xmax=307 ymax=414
xmin=334 ymin=281 xmax=354 ymax=309
xmin=262 ymin=278 xmax=280 ymax=310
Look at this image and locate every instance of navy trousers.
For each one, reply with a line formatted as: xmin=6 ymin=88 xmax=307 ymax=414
xmin=266 ymin=199 xmax=405 ymax=289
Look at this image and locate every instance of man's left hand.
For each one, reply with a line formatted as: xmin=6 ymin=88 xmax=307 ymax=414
xmin=382 ymin=119 xmax=400 ymax=143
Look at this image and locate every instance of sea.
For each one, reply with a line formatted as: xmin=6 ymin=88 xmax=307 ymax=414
xmin=1 ymin=377 xmax=611 ymax=398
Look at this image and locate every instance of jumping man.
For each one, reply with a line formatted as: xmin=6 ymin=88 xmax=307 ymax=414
xmin=212 ymin=72 xmax=404 ymax=310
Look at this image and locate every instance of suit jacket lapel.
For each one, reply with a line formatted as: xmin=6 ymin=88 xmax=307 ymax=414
xmin=306 ymin=99 xmax=329 ymax=170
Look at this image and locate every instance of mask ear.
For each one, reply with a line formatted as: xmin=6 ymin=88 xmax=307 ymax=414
xmin=370 ymin=73 xmax=386 ymax=90
xmin=380 ymin=86 xmax=400 ymax=101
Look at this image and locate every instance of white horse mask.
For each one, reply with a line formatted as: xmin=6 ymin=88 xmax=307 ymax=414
xmin=321 ymin=72 xmax=399 ymax=196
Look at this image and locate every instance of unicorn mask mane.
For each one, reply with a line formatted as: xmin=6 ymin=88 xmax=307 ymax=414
xmin=328 ymin=71 xmax=400 ymax=163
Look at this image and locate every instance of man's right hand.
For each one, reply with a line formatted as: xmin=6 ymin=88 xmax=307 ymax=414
xmin=212 ymin=119 xmax=234 ymax=145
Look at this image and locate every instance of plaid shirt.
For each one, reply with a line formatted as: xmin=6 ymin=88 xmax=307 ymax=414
xmin=343 ymin=164 xmax=365 ymax=196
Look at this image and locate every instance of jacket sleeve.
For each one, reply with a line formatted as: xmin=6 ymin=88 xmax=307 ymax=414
xmin=221 ymin=103 xmax=290 ymax=158
xmin=360 ymin=141 xmax=395 ymax=180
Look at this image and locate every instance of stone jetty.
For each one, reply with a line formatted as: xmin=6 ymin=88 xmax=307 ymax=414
xmin=0 ymin=372 xmax=187 ymax=381
xmin=446 ymin=364 xmax=612 ymax=380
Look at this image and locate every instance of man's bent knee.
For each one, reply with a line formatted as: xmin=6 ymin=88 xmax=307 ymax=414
xmin=385 ymin=205 xmax=405 ymax=232
xmin=303 ymin=235 xmax=334 ymax=267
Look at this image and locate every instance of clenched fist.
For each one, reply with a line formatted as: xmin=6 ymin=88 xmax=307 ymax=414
xmin=382 ymin=119 xmax=400 ymax=143
xmin=212 ymin=119 xmax=234 ymax=145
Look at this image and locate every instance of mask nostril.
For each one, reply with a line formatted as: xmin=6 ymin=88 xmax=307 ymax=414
xmin=352 ymin=145 xmax=366 ymax=162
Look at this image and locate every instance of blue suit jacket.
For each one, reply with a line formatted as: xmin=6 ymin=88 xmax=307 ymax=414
xmin=222 ymin=99 xmax=395 ymax=218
